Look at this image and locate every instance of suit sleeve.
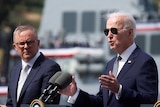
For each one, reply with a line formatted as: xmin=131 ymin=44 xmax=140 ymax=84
xmin=73 ymin=89 xmax=103 ymax=107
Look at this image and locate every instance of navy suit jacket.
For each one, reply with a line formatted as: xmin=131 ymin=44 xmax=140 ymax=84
xmin=74 ymin=47 xmax=158 ymax=107
xmin=6 ymin=53 xmax=61 ymax=107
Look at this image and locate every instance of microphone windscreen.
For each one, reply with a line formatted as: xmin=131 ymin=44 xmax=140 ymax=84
xmin=54 ymin=72 xmax=72 ymax=89
xmin=49 ymin=71 xmax=62 ymax=84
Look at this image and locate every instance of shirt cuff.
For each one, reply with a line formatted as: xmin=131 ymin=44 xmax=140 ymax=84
xmin=115 ymin=84 xmax=122 ymax=100
xmin=67 ymin=88 xmax=80 ymax=104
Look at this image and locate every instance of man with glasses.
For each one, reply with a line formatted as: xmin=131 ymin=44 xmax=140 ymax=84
xmin=1 ymin=25 xmax=61 ymax=107
xmin=59 ymin=12 xmax=158 ymax=107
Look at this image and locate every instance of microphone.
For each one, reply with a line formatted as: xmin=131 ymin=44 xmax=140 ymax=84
xmin=54 ymin=72 xmax=72 ymax=89
xmin=30 ymin=72 xmax=72 ymax=107
xmin=49 ymin=71 xmax=62 ymax=83
xmin=39 ymin=71 xmax=62 ymax=100
xmin=44 ymin=72 xmax=72 ymax=102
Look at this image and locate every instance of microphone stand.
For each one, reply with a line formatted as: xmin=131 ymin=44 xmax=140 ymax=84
xmin=30 ymin=86 xmax=58 ymax=107
xmin=44 ymin=85 xmax=58 ymax=103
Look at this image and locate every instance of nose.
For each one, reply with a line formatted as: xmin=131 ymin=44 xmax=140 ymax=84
xmin=107 ymin=32 xmax=113 ymax=38
xmin=24 ymin=43 xmax=29 ymax=48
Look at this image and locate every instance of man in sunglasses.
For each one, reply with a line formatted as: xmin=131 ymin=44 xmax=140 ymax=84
xmin=59 ymin=12 xmax=158 ymax=107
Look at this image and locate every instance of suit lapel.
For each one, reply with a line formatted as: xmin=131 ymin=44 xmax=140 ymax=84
xmin=117 ymin=47 xmax=140 ymax=81
xmin=19 ymin=67 xmax=40 ymax=98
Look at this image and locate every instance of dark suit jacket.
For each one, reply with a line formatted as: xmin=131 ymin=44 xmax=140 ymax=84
xmin=6 ymin=53 xmax=61 ymax=107
xmin=74 ymin=47 xmax=158 ymax=107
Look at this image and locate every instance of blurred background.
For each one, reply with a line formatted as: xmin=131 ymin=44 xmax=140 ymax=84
xmin=0 ymin=0 xmax=160 ymax=106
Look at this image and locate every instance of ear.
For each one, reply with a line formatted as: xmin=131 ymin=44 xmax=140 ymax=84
xmin=127 ymin=29 xmax=134 ymax=40
xmin=128 ymin=28 xmax=133 ymax=35
xmin=37 ymin=40 xmax=40 ymax=46
xmin=13 ymin=43 xmax=17 ymax=51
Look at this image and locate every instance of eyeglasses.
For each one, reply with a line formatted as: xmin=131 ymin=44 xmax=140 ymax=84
xmin=15 ymin=40 xmax=37 ymax=48
xmin=104 ymin=28 xmax=119 ymax=36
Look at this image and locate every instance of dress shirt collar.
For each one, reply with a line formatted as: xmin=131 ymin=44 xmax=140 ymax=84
xmin=118 ymin=43 xmax=136 ymax=61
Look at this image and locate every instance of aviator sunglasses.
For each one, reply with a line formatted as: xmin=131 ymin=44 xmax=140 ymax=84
xmin=104 ymin=28 xmax=118 ymax=36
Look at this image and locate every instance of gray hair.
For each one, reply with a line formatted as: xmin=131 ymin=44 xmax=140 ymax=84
xmin=13 ymin=25 xmax=37 ymax=41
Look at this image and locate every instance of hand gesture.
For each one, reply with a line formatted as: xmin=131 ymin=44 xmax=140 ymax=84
xmin=58 ymin=76 xmax=77 ymax=96
xmin=99 ymin=71 xmax=120 ymax=93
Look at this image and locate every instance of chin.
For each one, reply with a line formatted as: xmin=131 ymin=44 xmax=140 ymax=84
xmin=110 ymin=46 xmax=115 ymax=50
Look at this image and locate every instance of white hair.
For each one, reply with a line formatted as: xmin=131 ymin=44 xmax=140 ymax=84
xmin=106 ymin=11 xmax=137 ymax=38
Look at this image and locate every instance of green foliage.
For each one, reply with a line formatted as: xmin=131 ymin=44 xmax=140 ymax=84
xmin=0 ymin=0 xmax=44 ymax=30
xmin=152 ymin=0 xmax=160 ymax=11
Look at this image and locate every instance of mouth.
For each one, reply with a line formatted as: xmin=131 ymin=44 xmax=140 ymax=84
xmin=109 ymin=41 xmax=114 ymax=46
xmin=23 ymin=50 xmax=31 ymax=55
